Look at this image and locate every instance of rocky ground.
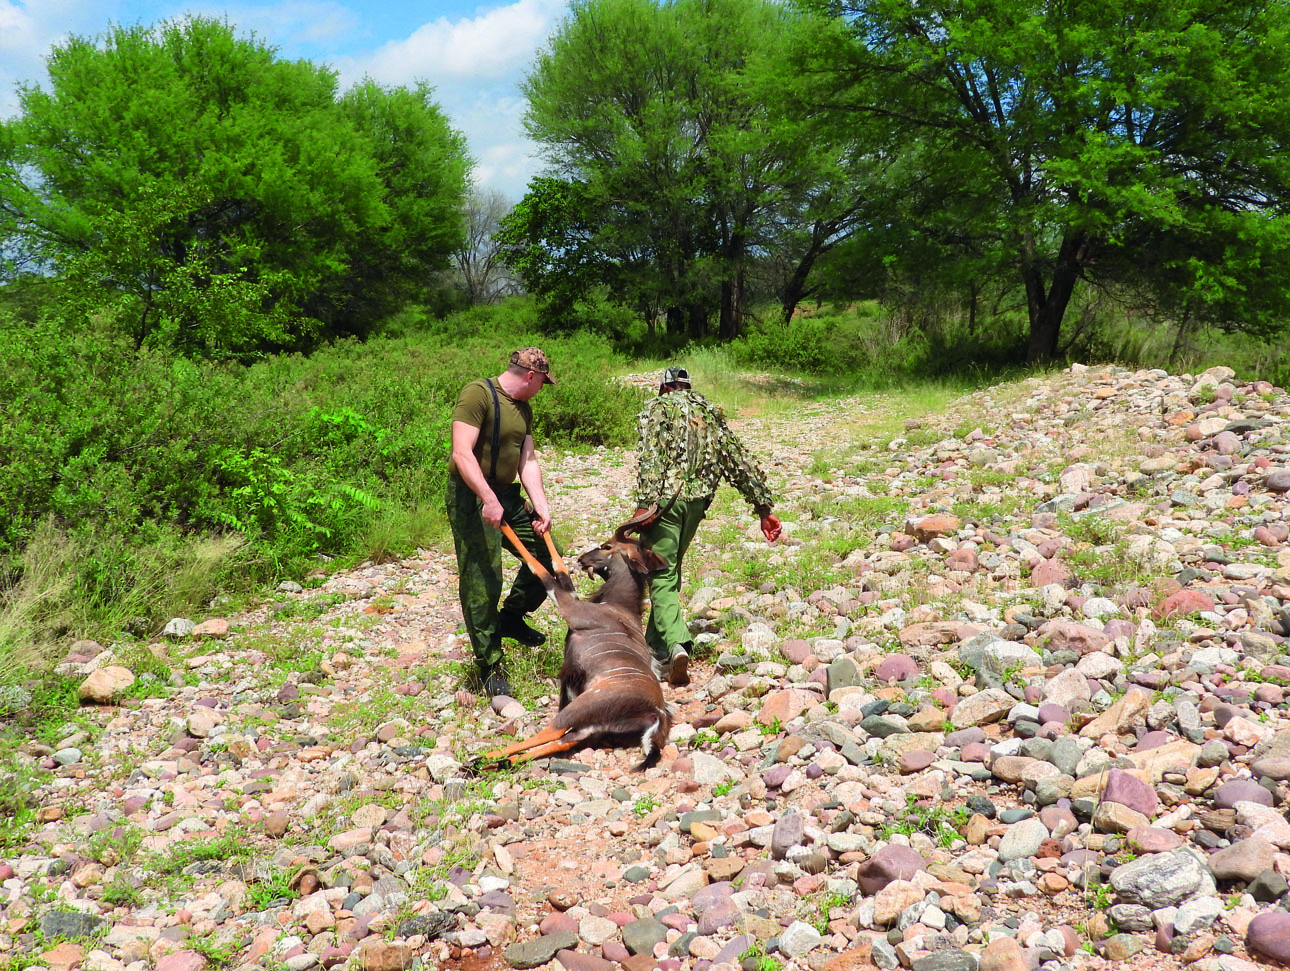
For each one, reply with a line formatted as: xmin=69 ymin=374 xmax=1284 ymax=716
xmin=8 ymin=363 xmax=1290 ymax=971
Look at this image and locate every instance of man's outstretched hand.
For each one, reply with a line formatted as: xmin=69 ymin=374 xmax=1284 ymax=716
xmin=761 ymin=514 xmax=782 ymax=543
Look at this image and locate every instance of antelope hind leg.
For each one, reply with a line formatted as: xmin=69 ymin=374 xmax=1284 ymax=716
xmin=508 ymin=734 xmax=583 ymax=763
xmin=485 ymin=723 xmax=569 ymax=761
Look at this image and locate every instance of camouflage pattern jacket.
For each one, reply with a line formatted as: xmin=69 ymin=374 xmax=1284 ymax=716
xmin=631 ymin=390 xmax=774 ymax=515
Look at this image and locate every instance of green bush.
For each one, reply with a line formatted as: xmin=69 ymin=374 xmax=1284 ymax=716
xmin=0 ymin=303 xmax=642 ymax=654
xmin=729 ymin=300 xmax=1031 ymax=382
xmin=732 ymin=313 xmax=864 ymax=374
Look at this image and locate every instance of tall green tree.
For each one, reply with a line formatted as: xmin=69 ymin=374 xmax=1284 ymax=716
xmin=0 ymin=18 xmax=469 ymax=358
xmin=800 ymin=0 xmax=1290 ymax=363
xmin=514 ymin=0 xmax=863 ymax=338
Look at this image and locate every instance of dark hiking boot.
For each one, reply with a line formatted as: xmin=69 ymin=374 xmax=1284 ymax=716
xmin=481 ymin=667 xmax=513 ymax=698
xmin=667 ymin=644 xmax=691 ymax=686
xmin=498 ymin=612 xmax=546 ymax=646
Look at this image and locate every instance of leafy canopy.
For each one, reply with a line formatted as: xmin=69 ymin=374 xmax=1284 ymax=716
xmin=506 ymin=0 xmax=866 ymax=337
xmin=799 ymin=0 xmax=1290 ymax=361
xmin=0 ymin=17 xmax=470 ymax=359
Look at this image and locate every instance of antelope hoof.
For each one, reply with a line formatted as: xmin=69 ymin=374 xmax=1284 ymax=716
xmin=471 ymin=751 xmax=508 ymax=773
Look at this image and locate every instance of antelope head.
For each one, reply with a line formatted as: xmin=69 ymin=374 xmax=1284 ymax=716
xmin=577 ymin=508 xmax=668 ymax=580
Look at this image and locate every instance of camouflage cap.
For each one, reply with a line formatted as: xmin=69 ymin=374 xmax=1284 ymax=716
xmin=510 ymin=347 xmax=556 ymax=385
xmin=661 ymin=366 xmax=691 ymax=388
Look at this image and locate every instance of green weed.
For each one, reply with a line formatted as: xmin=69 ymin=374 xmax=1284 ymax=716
xmin=0 ymin=755 xmax=41 ymax=849
xmin=880 ymin=796 xmax=971 ymax=848
xmin=101 ymin=874 xmax=145 ymax=908
xmin=245 ymin=869 xmax=299 ymax=911
xmin=88 ymin=823 xmax=146 ymax=866
xmin=269 ymin=593 xmax=348 ymax=622
xmin=632 ymin=793 xmax=660 ymax=816
xmin=188 ymin=931 xmax=242 ymax=969
xmin=738 ymin=941 xmax=783 ymax=971
xmin=812 ymin=890 xmax=853 ymax=933
xmin=146 ymin=833 xmax=253 ymax=876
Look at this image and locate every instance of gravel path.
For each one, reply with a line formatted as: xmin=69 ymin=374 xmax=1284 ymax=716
xmin=9 ymin=363 xmax=1290 ymax=971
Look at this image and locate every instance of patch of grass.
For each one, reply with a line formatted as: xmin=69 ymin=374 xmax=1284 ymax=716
xmin=396 ymin=783 xmax=493 ymax=891
xmin=101 ymin=874 xmax=145 ymax=908
xmin=146 ymin=833 xmax=254 ymax=877
xmin=632 ymin=793 xmax=660 ymax=816
xmin=0 ymin=754 xmax=43 ymax=849
xmin=739 ymin=941 xmax=783 ymax=971
xmin=88 ymin=822 xmax=146 ymax=866
xmin=0 ymin=523 xmax=77 ymax=690
xmin=269 ymin=592 xmax=349 ymax=622
xmin=27 ymin=692 xmax=98 ymax=751
xmin=189 ymin=931 xmax=243 ymax=969
xmin=325 ymin=679 xmax=442 ymax=740
xmin=812 ymin=890 xmax=853 ymax=933
xmin=0 ymin=952 xmax=44 ymax=971
xmin=234 ymin=628 xmax=329 ymax=681
xmin=0 ymin=672 xmax=86 ymax=762
xmin=691 ymin=730 xmax=720 ymax=750
xmin=880 ymin=795 xmax=971 ymax=848
xmin=245 ymin=868 xmax=298 ymax=911
xmin=499 ymin=627 xmax=565 ymax=707
xmin=1086 ymin=877 xmax=1114 ymax=911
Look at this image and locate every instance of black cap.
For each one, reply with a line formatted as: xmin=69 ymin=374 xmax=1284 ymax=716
xmin=661 ymin=366 xmax=691 ymax=387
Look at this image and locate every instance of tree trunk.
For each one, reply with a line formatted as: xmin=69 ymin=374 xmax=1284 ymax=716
xmin=687 ymin=302 xmax=707 ymax=340
xmin=780 ymin=257 xmax=814 ymax=326
xmin=1024 ymin=230 xmax=1088 ymax=364
xmin=666 ymin=305 xmax=685 ymax=335
xmin=1168 ymin=310 xmax=1192 ymax=369
xmin=719 ymin=270 xmax=745 ymax=340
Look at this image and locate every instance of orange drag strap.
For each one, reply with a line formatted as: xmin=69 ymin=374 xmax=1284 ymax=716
xmin=499 ymin=523 xmax=549 ymax=578
xmin=498 ymin=521 xmax=570 ymax=580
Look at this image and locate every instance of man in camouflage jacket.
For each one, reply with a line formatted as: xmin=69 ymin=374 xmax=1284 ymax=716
xmin=632 ymin=367 xmax=782 ymax=685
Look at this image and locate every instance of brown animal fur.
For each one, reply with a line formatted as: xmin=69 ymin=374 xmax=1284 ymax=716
xmin=486 ymin=513 xmax=673 ymax=767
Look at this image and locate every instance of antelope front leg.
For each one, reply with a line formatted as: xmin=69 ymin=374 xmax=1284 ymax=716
xmin=501 ymin=523 xmax=575 ymax=596
xmin=541 ymin=530 xmax=574 ymax=591
xmin=500 ymin=523 xmax=555 ymax=585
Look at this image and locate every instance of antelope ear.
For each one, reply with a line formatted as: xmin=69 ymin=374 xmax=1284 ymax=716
xmin=639 ymin=548 xmax=669 ymax=574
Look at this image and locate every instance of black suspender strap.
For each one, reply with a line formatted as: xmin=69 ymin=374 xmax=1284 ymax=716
xmin=483 ymin=378 xmax=502 ymax=485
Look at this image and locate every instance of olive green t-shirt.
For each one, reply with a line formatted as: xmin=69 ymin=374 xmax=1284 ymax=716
xmin=448 ymin=379 xmax=533 ymax=485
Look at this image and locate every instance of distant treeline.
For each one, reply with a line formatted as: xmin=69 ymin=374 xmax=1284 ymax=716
xmin=4 ymin=3 xmax=1290 ymax=370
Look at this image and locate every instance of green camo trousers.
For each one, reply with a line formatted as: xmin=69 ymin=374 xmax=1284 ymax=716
xmin=445 ymin=476 xmax=554 ymax=676
xmin=642 ymin=497 xmax=709 ymax=664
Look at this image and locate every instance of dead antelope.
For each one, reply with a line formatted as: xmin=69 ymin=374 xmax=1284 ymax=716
xmin=486 ymin=511 xmax=673 ymax=768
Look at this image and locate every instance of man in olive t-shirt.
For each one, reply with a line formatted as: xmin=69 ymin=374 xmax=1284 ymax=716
xmin=446 ymin=347 xmax=557 ymax=697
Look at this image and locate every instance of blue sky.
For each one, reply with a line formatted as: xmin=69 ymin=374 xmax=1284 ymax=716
xmin=0 ymin=0 xmax=572 ymax=199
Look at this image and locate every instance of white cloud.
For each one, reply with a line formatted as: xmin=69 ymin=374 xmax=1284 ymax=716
xmin=167 ymin=1 xmax=362 ymax=49
xmin=343 ymin=0 xmax=565 ymax=86
xmin=327 ymin=0 xmax=567 ymax=198
xmin=0 ymin=0 xmax=106 ymax=116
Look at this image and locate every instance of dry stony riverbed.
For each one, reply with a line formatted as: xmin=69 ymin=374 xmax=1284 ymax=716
xmin=9 ymin=364 xmax=1290 ymax=971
